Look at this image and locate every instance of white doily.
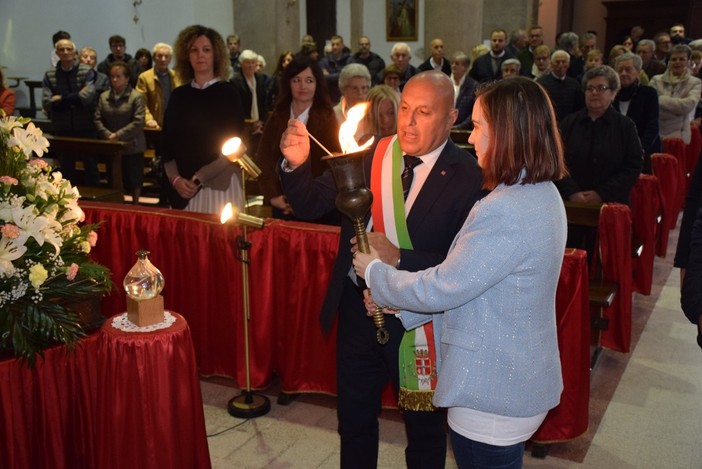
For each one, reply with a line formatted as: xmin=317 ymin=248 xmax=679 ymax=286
xmin=111 ymin=311 xmax=177 ymax=332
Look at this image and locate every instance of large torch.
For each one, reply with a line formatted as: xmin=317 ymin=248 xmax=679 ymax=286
xmin=313 ymin=104 xmax=389 ymax=344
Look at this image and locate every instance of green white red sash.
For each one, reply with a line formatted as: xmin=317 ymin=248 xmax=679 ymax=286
xmin=370 ymin=136 xmax=438 ymax=411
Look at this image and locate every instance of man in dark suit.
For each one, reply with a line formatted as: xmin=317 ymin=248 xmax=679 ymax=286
xmin=613 ymin=52 xmax=660 ymax=167
xmin=469 ymin=28 xmax=514 ymax=82
xmin=418 ymin=38 xmax=451 ymax=76
xmin=450 ymin=51 xmax=479 ymax=129
xmin=375 ymin=42 xmax=418 ymax=91
xmin=279 ymin=71 xmax=484 ymax=469
xmin=518 ymin=25 xmax=544 ymax=76
xmin=536 ymin=50 xmax=584 ymax=122
xmin=636 ymin=39 xmax=667 ymax=79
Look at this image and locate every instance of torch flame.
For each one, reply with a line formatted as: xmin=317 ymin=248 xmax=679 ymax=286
xmin=339 ymin=102 xmax=374 ymax=154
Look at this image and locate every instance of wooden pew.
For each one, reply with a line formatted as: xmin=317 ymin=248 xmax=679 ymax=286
xmin=450 ymin=128 xmax=474 ymax=152
xmin=141 ymin=127 xmax=164 ymax=202
xmin=46 ymin=135 xmax=126 ymax=203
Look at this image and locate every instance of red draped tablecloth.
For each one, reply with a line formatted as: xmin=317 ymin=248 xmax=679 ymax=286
xmin=599 ymin=203 xmax=633 ymax=353
xmin=532 ymin=249 xmax=590 ymax=442
xmin=629 ymin=175 xmax=660 ymax=295
xmin=651 ymin=153 xmax=679 ymax=255
xmin=80 ymin=202 xmax=592 ymax=440
xmin=0 ymin=335 xmax=100 ymax=469
xmin=82 ymin=204 xmax=342 ymax=390
xmin=686 ymin=126 xmax=702 ymax=185
xmin=96 ymin=312 xmax=210 ymax=468
xmin=663 ymin=137 xmax=688 ymax=209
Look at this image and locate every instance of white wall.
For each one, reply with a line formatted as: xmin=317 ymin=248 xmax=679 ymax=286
xmin=1 ymin=0 xmax=233 ymax=109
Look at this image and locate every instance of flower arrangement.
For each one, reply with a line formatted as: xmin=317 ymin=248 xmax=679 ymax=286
xmin=0 ymin=113 xmax=112 ymax=366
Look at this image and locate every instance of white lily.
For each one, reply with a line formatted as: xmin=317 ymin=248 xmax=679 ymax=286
xmin=0 ymin=237 xmax=27 ymax=264
xmin=0 ymin=115 xmax=28 ymax=134
xmin=11 ymin=205 xmax=48 ymax=247
xmin=8 ymin=122 xmax=50 ymax=158
xmin=41 ymin=218 xmax=64 ymax=254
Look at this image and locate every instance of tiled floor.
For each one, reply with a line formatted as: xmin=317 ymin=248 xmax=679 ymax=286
xmin=200 ymin=230 xmax=702 ymax=468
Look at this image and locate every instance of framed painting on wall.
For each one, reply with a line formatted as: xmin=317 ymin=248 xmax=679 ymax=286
xmin=387 ymin=0 xmax=418 ymax=41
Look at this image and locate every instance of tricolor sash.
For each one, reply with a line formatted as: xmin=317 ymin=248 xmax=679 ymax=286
xmin=370 ymin=136 xmax=438 ymax=411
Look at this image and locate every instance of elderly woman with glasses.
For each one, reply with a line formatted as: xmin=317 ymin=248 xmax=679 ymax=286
xmin=556 ymin=65 xmax=643 ymax=206
xmin=556 ymin=65 xmax=644 ymax=255
xmin=529 ymin=45 xmax=551 ymax=79
xmin=333 ymin=63 xmax=371 ymax=124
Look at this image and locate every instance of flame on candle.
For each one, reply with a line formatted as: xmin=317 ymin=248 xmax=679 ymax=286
xmin=220 ymin=202 xmax=234 ymax=224
xmin=339 ymin=102 xmax=374 ymax=154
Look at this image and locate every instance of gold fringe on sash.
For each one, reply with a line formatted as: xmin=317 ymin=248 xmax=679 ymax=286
xmin=398 ymin=388 xmax=437 ymax=411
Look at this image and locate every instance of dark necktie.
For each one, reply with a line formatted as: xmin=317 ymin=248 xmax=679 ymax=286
xmin=401 ymin=155 xmax=423 ymax=200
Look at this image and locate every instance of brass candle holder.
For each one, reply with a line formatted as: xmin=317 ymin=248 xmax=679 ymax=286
xmin=323 ymin=150 xmax=389 ymax=345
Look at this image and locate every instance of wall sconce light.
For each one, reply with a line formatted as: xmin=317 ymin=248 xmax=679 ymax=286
xmin=133 ymin=0 xmax=142 ymax=23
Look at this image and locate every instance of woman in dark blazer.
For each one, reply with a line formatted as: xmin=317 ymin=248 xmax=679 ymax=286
xmin=254 ymin=54 xmax=340 ymax=222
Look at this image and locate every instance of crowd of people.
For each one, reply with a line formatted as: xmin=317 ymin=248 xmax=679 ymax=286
xmin=2 ymin=21 xmax=702 ymax=468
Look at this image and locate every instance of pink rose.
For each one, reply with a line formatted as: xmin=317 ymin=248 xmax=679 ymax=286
xmin=87 ymin=231 xmax=98 ymax=247
xmin=0 ymin=176 xmax=19 ymax=185
xmin=66 ymin=263 xmax=79 ymax=281
xmin=28 ymin=159 xmax=48 ymax=169
xmin=1 ymin=224 xmax=20 ymax=239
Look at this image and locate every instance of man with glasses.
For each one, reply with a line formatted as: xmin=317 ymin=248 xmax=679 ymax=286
xmin=636 ymin=39 xmax=667 ymax=79
xmin=136 ymin=42 xmax=181 ymax=205
xmin=613 ymin=52 xmax=660 ymax=165
xmin=653 ymin=31 xmax=672 ymax=65
xmin=97 ymin=35 xmax=142 ymax=87
xmin=518 ymin=25 xmax=544 ymax=75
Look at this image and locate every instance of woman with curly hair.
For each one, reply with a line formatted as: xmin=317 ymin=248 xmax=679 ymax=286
xmin=162 ymin=24 xmax=245 ymax=213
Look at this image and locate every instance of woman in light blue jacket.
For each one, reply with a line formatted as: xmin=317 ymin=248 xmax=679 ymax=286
xmin=354 ymin=77 xmax=568 ymax=469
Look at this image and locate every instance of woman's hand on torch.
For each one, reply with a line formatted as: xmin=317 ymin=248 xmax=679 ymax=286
xmin=362 ymin=289 xmax=399 ymax=317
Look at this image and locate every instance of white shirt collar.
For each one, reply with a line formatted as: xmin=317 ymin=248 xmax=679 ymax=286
xmin=291 ymin=103 xmax=312 ymax=125
xmin=191 ymin=77 xmax=221 ymax=89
